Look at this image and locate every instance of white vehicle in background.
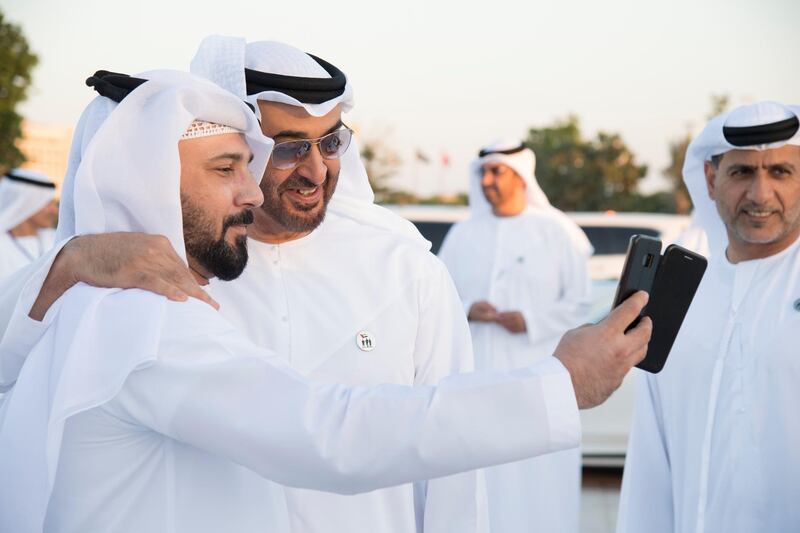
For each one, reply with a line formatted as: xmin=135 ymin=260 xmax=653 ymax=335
xmin=386 ymin=204 xmax=691 ymax=467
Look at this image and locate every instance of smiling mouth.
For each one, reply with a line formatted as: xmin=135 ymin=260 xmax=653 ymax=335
xmin=741 ymin=208 xmax=778 ymax=220
xmin=285 ymin=186 xmax=322 ymax=203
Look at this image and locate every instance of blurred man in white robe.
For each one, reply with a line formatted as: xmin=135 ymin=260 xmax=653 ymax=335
xmin=0 ymin=70 xmax=652 ymax=533
xmin=439 ymin=139 xmax=593 ymax=533
xmin=0 ymin=169 xmax=57 ymax=282
xmin=617 ymin=101 xmax=800 ymax=533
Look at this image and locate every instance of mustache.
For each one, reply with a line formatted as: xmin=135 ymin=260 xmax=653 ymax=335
xmin=738 ymin=202 xmax=781 ymax=214
xmin=222 ymin=209 xmax=254 ymax=232
xmin=278 ymin=175 xmax=323 ymax=192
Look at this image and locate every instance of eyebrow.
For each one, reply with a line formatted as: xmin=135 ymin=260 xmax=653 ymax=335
xmin=768 ymin=161 xmax=796 ymax=171
xmin=273 ymin=119 xmax=345 ymax=142
xmin=727 ymin=162 xmax=796 ymax=173
xmin=207 ymin=152 xmax=254 ymax=163
xmin=726 ymin=164 xmax=757 ymax=173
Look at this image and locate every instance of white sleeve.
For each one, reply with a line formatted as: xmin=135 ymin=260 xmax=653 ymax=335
xmin=437 ymin=225 xmax=476 ymax=317
xmin=411 ymin=262 xmax=487 ymax=533
xmin=113 ymin=339 xmax=580 ymax=496
xmin=521 ymin=227 xmax=592 ymax=347
xmin=616 ymin=371 xmax=674 ymax=533
xmin=0 ymin=239 xmax=71 ymax=391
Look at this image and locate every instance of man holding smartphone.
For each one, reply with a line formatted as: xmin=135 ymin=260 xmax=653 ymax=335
xmin=617 ymin=101 xmax=800 ymax=533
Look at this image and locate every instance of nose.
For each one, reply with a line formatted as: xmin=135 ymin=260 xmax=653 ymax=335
xmin=746 ymin=170 xmax=776 ymax=205
xmin=481 ymin=170 xmax=495 ymax=187
xmin=294 ymin=145 xmax=328 ymax=186
xmin=236 ymin=170 xmax=265 ymax=208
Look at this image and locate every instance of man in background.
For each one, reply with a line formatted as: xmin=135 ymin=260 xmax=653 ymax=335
xmin=440 ymin=139 xmax=592 ymax=533
xmin=0 ymin=169 xmax=57 ymax=281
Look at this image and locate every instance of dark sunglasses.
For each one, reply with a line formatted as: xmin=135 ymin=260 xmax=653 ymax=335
xmin=270 ymin=127 xmax=354 ymax=170
xmin=480 ymin=164 xmax=512 ymax=178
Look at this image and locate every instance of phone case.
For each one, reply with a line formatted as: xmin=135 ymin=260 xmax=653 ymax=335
xmin=639 ymin=244 xmax=707 ymax=373
xmin=613 ymin=236 xmax=708 ymax=373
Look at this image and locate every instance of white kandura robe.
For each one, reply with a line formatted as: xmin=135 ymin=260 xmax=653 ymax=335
xmin=617 ymin=237 xmax=800 ymax=533
xmin=0 ymin=284 xmax=580 ymax=533
xmin=210 ymin=210 xmax=484 ymax=533
xmin=0 ymin=229 xmax=55 ymax=283
xmin=439 ymin=208 xmax=592 ymax=533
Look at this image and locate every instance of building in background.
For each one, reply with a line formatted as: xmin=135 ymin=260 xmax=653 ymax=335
xmin=16 ymin=121 xmax=72 ymax=190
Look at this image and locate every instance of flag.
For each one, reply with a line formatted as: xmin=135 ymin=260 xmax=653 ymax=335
xmin=414 ymin=149 xmax=430 ymax=164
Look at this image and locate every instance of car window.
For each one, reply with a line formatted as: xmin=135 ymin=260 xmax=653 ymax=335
xmin=411 ymin=221 xmax=453 ymax=254
xmin=580 ymin=226 xmax=660 ymax=255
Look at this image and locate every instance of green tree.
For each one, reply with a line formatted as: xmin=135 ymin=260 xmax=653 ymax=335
xmin=707 ymin=94 xmax=730 ymax=119
xmin=525 ymin=116 xmax=648 ymax=211
xmin=0 ymin=10 xmax=38 ymax=172
xmin=663 ymin=94 xmax=730 ymax=214
xmin=663 ymin=132 xmax=693 ymax=214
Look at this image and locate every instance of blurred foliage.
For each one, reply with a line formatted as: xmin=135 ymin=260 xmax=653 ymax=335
xmin=524 ymin=115 xmax=657 ymax=211
xmin=360 ymin=136 xmax=402 ymax=204
xmin=0 ymin=9 xmax=38 ymax=172
xmin=663 ymin=94 xmax=731 ymax=214
xmin=361 ymin=136 xmax=467 ymax=205
xmin=663 ymin=133 xmax=693 ymax=214
xmin=364 ymin=95 xmax=734 ymax=213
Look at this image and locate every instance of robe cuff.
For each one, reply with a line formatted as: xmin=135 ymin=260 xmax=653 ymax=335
xmin=0 ymin=237 xmax=73 ymax=391
xmin=19 ymin=237 xmax=73 ymax=324
xmin=535 ymin=356 xmax=582 ymax=452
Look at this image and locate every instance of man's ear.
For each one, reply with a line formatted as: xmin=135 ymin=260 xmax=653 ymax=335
xmin=704 ymin=161 xmax=717 ymax=201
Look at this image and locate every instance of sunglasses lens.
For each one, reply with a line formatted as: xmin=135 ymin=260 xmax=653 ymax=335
xmin=482 ymin=165 xmax=505 ymax=177
xmin=320 ymin=129 xmax=353 ymax=159
xmin=269 ymin=129 xmax=353 ymax=169
xmin=272 ymin=141 xmax=311 ymax=169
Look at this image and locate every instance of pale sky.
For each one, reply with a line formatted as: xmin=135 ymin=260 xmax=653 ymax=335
xmin=5 ymin=0 xmax=799 ymax=197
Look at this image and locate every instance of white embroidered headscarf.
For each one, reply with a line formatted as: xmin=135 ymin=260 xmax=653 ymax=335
xmin=190 ymin=35 xmax=428 ymax=248
xmin=683 ymin=101 xmax=800 ymax=259
xmin=0 ymin=70 xmax=272 ymax=532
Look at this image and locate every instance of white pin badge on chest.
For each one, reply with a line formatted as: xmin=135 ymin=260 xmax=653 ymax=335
xmin=356 ymin=331 xmax=376 ymax=352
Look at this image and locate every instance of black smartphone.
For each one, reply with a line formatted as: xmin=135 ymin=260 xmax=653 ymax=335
xmin=612 ymin=236 xmax=707 ymax=373
xmin=639 ymin=244 xmax=707 ymax=373
xmin=612 ymin=235 xmax=663 ymax=320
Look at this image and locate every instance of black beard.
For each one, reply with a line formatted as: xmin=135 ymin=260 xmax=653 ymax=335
xmin=260 ymin=170 xmax=338 ymax=233
xmin=182 ymin=195 xmax=253 ymax=281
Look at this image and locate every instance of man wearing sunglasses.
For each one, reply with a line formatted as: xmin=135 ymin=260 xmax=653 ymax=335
xmin=187 ymin=37 xmax=486 ymax=533
xmin=0 ymin=39 xmax=649 ymax=533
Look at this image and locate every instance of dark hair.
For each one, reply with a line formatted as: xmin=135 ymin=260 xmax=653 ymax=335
xmin=710 ymin=153 xmax=725 ymax=168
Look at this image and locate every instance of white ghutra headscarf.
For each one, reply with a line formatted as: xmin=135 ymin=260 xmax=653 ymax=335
xmin=0 ymin=169 xmax=56 ymax=233
xmin=190 ymin=35 xmax=428 ymax=248
xmin=683 ymin=101 xmax=800 ymax=259
xmin=469 ymin=138 xmax=593 ymax=256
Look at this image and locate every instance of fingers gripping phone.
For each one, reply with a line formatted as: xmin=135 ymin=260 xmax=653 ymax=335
xmin=612 ymin=235 xmax=708 ymax=373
